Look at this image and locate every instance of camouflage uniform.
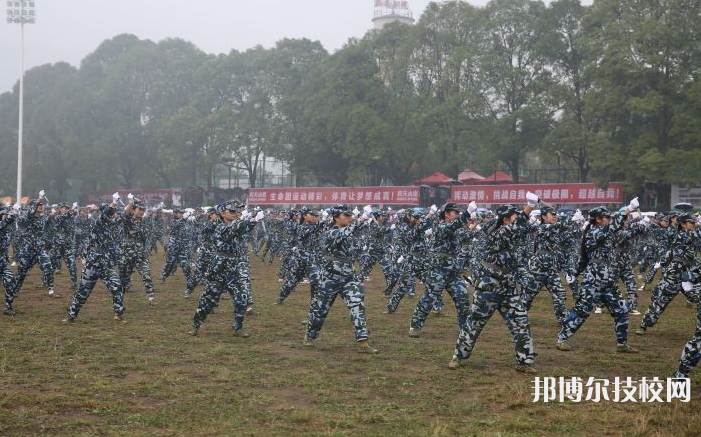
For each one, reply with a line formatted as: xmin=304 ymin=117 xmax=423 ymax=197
xmin=65 ymin=205 xmax=124 ymax=320
xmin=386 ymin=215 xmax=431 ymax=313
xmin=277 ymin=220 xmax=325 ymax=304
xmin=161 ymin=214 xmax=193 ymax=283
xmin=452 ymin=209 xmax=536 ymax=367
xmin=639 ymin=224 xmax=701 ymax=333
xmin=9 ymin=201 xmax=55 ymax=309
xmin=358 ymin=217 xmax=393 ymax=287
xmin=410 ymin=209 xmax=471 ymax=333
xmin=0 ymin=210 xmax=17 ymax=313
xmin=73 ymin=211 xmax=93 ymax=260
xmin=50 ymin=209 xmax=78 ymax=288
xmin=118 ymin=207 xmax=155 ymax=300
xmin=558 ymin=210 xmax=632 ymax=346
xmin=673 ymin=304 xmax=701 ymax=378
xmin=306 ymin=218 xmax=370 ymax=344
xmin=524 ymin=220 xmax=568 ymax=323
xmin=191 ymin=215 xmax=256 ymax=333
xmin=185 ymin=215 xmax=217 ymax=296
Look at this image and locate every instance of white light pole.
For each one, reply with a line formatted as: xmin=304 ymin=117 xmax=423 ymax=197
xmin=6 ymin=1 xmax=36 ymax=203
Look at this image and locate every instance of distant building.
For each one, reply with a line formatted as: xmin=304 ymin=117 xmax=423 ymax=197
xmin=372 ymin=0 xmax=414 ymax=30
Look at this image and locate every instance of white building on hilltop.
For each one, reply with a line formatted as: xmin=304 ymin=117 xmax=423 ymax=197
xmin=372 ymin=0 xmax=414 ymax=30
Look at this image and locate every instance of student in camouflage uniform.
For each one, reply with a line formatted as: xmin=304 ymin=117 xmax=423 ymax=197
xmin=524 ymin=206 xmax=568 ymax=324
xmin=188 ymin=202 xmax=263 ymax=337
xmin=278 ymin=210 xmax=300 ymax=281
xmin=118 ymin=196 xmax=156 ymax=304
xmin=409 ymin=202 xmax=474 ymax=337
xmin=639 ymin=213 xmax=673 ymax=291
xmin=0 ymin=206 xmax=17 ymax=315
xmin=358 ymin=210 xmax=393 ymax=288
xmin=636 ymin=213 xmax=701 ymax=335
xmin=184 ymin=208 xmax=218 ymax=298
xmin=556 ymin=198 xmax=641 ymax=354
xmin=63 ymin=203 xmax=125 ymax=323
xmin=449 ymin=193 xmax=539 ymax=373
xmin=9 ymin=198 xmax=56 ymax=313
xmin=74 ymin=207 xmax=93 ymax=261
xmin=385 ymin=208 xmax=433 ymax=313
xmin=673 ymin=304 xmax=701 ymax=379
xmin=50 ymin=203 xmax=78 ymax=289
xmin=304 ymin=204 xmax=377 ymax=353
xmin=161 ymin=208 xmax=193 ymax=284
xmin=275 ymin=207 xmax=324 ymax=304
xmin=613 ymin=217 xmax=648 ymax=315
xmin=148 ymin=210 xmax=167 ymax=254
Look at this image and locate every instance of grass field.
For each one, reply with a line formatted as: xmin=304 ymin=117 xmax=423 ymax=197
xmin=0 ymin=250 xmax=699 ymax=436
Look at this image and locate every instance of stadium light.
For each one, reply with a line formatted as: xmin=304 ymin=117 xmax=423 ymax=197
xmin=6 ymin=0 xmax=37 ymax=203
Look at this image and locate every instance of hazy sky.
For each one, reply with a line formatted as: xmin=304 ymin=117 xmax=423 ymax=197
xmin=0 ymin=0 xmax=590 ymax=93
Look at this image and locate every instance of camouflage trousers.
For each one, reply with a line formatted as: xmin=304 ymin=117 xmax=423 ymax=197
xmin=278 ymin=250 xmax=295 ymax=280
xmin=186 ymin=246 xmax=213 ymax=294
xmin=306 ymin=264 xmax=369 ymax=342
xmin=67 ymin=253 xmax=124 ymax=319
xmin=161 ymin=243 xmax=192 ymax=283
xmin=51 ymin=241 xmax=77 ymax=287
xmin=674 ymin=304 xmax=701 ymax=378
xmin=119 ymin=244 xmax=154 ymax=297
xmin=558 ymin=263 xmax=629 ymax=344
xmin=453 ymin=275 xmax=535 ymax=365
xmin=10 ymin=246 xmax=54 ymax=307
xmin=523 ymin=264 xmax=567 ymax=323
xmin=194 ymin=256 xmax=248 ymax=331
xmin=386 ymin=258 xmax=421 ymax=313
xmin=616 ymin=264 xmax=638 ymax=311
xmin=411 ymin=263 xmax=469 ymax=331
xmin=1 ymin=256 xmax=16 ymax=310
xmin=238 ymin=256 xmax=254 ymax=307
xmin=641 ymin=263 xmax=701 ymax=330
xmin=277 ymin=255 xmax=321 ymax=303
xmin=359 ymin=249 xmax=393 ymax=286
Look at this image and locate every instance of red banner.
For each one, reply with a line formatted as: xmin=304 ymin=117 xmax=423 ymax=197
xmin=451 ymin=183 xmax=625 ymax=205
xmin=248 ymin=186 xmax=420 ymax=205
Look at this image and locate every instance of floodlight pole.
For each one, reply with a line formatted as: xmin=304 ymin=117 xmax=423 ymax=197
xmin=17 ymin=20 xmax=24 ymax=202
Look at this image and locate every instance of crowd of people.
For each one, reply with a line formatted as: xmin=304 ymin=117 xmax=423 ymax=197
xmin=1 ymin=190 xmax=700 ymax=379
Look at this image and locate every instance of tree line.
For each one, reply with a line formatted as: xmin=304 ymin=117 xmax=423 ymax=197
xmin=1 ymin=0 xmax=700 ymax=204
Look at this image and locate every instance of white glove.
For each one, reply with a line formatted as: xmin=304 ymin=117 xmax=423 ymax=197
xmin=352 ymin=207 xmax=360 ymax=217
xmin=475 ymin=224 xmax=481 ymax=231
xmin=628 ymin=197 xmax=639 ymax=211
xmin=653 ymin=262 xmax=661 ymax=270
xmin=526 ymin=191 xmax=539 ymax=207
xmin=682 ymin=282 xmax=694 ymax=292
xmin=112 ymin=192 xmax=120 ymax=202
xmin=642 ymin=216 xmax=651 ymax=224
xmin=72 ymin=202 xmax=78 ymax=209
xmin=12 ymin=202 xmax=20 ymax=211
xmin=127 ymin=193 xmax=134 ymax=200
xmin=430 ymin=204 xmax=438 ymax=214
xmin=241 ymin=210 xmax=250 ymax=220
xmin=321 ymin=210 xmax=329 ymax=220
xmin=253 ymin=211 xmax=265 ymax=222
xmin=565 ymin=274 xmax=574 ymax=283
xmin=424 ymin=229 xmax=433 ymax=236
xmin=187 ymin=215 xmax=196 ymax=222
xmin=397 ymin=255 xmax=404 ymax=264
xmin=387 ymin=207 xmax=392 ymax=211
xmin=390 ymin=224 xmax=396 ymax=230
xmin=467 ymin=201 xmax=478 ymax=215
xmin=363 ymin=205 xmax=373 ymax=215
xmin=39 ymin=189 xmax=45 ymax=198
xmin=362 ymin=210 xmax=371 ymax=219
